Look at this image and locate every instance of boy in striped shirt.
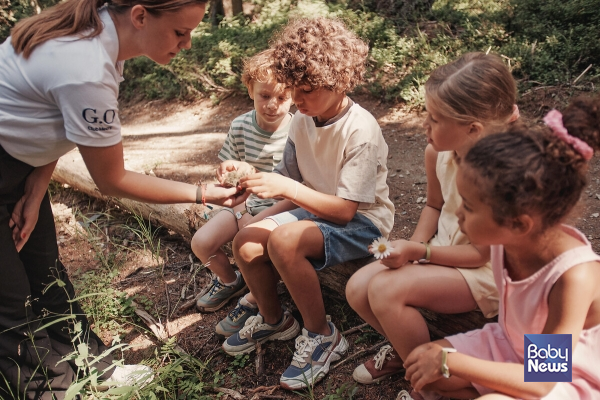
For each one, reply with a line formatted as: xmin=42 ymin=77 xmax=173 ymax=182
xmin=191 ymin=49 xmax=293 ymax=337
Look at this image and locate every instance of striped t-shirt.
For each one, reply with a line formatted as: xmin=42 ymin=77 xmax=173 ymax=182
xmin=218 ymin=110 xmax=292 ymax=215
xmin=218 ymin=110 xmax=292 ymax=172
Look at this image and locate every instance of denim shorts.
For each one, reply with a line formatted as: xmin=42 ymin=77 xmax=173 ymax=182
xmin=267 ymin=208 xmax=382 ymax=271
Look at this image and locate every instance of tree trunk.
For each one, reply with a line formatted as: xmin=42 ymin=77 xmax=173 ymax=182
xmin=222 ymin=0 xmax=243 ymax=17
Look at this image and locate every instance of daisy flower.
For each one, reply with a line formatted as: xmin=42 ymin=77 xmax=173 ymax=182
xmin=371 ymin=237 xmax=393 ymax=259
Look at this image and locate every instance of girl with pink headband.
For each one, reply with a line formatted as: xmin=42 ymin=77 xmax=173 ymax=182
xmin=402 ymin=96 xmax=600 ymax=400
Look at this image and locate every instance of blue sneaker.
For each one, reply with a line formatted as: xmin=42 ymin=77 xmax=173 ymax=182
xmin=215 ymin=296 xmax=259 ymax=337
xmin=222 ymin=309 xmax=300 ymax=356
xmin=279 ymin=319 xmax=348 ymax=390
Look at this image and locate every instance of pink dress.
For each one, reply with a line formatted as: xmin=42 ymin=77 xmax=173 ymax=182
xmin=447 ymin=225 xmax=600 ymax=399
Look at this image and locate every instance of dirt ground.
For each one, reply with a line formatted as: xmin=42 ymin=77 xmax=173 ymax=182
xmin=50 ymin=89 xmax=600 ymax=399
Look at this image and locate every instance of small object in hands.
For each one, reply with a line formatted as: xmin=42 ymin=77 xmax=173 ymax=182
xmin=235 ymin=210 xmax=248 ymax=220
xmin=222 ymin=162 xmax=256 ymax=188
xmin=371 ymin=237 xmax=393 ymax=259
xmin=418 ymin=241 xmax=431 ymax=264
xmin=441 ymin=347 xmax=457 ymax=378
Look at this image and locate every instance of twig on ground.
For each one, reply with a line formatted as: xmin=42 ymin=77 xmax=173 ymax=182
xmin=164 ymin=283 xmax=171 ymax=335
xmin=341 ymin=322 xmax=369 ymax=336
xmin=253 ymin=396 xmax=284 ymax=399
xmin=573 ymin=64 xmax=593 ymax=85
xmin=211 ymin=387 xmax=245 ymax=399
xmin=131 ymin=300 xmax=188 ymax=354
xmin=255 ymin=341 xmax=266 ymax=376
xmin=331 ymin=340 xmax=389 ymax=371
xmin=248 ymin=385 xmax=279 ymax=395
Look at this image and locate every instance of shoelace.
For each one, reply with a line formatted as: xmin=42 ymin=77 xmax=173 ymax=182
xmin=228 ymin=303 xmax=250 ymax=321
xmin=373 ymin=345 xmax=394 ymax=370
xmin=292 ymin=335 xmax=320 ymax=364
xmin=238 ymin=315 xmax=266 ymax=339
xmin=207 ymin=277 xmax=225 ymax=296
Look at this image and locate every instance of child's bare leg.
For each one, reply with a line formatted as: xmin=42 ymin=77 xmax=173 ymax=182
xmin=346 ymin=259 xmax=389 ymax=336
xmin=191 ymin=203 xmax=245 ymax=283
xmin=233 ymin=219 xmax=283 ymax=324
xmin=267 ymin=221 xmax=329 ymax=335
xmin=368 ymin=264 xmax=476 ymax=360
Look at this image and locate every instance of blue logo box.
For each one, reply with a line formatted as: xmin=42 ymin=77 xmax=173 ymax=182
xmin=524 ymin=334 xmax=572 ymax=382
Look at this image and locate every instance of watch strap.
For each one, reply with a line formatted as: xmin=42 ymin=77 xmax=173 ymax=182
xmin=441 ymin=347 xmax=456 ymax=378
xmin=418 ymin=241 xmax=431 ymax=264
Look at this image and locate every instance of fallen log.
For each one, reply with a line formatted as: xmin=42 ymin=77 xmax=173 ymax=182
xmin=53 ymin=149 xmax=494 ymax=338
xmin=52 ymin=150 xmax=212 ymax=240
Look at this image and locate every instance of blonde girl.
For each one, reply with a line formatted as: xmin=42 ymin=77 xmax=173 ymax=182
xmin=404 ymin=96 xmax=600 ymax=400
xmin=0 ymin=0 xmax=243 ymax=397
xmin=346 ymin=52 xmax=518 ymax=390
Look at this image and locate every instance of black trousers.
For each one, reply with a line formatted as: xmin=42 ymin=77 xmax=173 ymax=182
xmin=0 ymin=147 xmax=111 ymax=400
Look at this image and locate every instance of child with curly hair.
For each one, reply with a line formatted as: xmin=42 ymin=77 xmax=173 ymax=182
xmin=402 ymin=96 xmax=600 ymax=400
xmin=221 ymin=17 xmax=395 ymax=390
xmin=191 ymin=49 xmax=293 ymax=336
xmin=346 ymin=52 xmax=518 ymax=388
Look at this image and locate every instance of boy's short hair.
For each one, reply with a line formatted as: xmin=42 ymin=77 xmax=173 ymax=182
xmin=241 ymin=48 xmax=281 ymax=90
xmin=270 ymin=17 xmax=368 ymax=93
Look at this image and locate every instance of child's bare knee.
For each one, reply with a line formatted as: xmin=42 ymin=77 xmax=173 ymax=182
xmin=191 ymin=228 xmax=219 ymax=257
xmin=346 ymin=272 xmax=368 ymax=308
xmin=233 ymin=228 xmax=264 ymax=263
xmin=266 ymin=225 xmax=297 ymax=259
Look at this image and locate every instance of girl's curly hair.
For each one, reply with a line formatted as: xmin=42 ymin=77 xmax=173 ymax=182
xmin=270 ymin=17 xmax=368 ymax=93
xmin=463 ymin=96 xmax=600 ymax=230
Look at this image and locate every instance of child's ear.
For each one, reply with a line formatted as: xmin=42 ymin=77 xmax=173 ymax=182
xmin=510 ymin=214 xmax=535 ymax=236
xmin=468 ymin=121 xmax=485 ymax=140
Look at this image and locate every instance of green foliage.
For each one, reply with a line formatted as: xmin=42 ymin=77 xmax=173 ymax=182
xmin=5 ymin=0 xmax=599 ymax=104
xmin=0 ymin=0 xmax=61 ymax=43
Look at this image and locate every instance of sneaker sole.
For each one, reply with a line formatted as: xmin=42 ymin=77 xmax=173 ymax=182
xmin=280 ymin=335 xmax=349 ymax=390
xmin=352 ymin=367 xmax=401 ymax=384
xmin=223 ymin=317 xmax=301 ymax=356
xmin=196 ymin=284 xmax=248 ymax=313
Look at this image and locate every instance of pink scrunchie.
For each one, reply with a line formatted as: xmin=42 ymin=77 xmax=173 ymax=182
xmin=543 ymin=109 xmax=593 ymax=160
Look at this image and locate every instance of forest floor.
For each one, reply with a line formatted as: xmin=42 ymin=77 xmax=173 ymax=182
xmin=50 ymin=88 xmax=600 ymax=399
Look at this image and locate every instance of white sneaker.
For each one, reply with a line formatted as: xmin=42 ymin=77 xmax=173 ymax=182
xmin=103 ymin=364 xmax=154 ymax=387
xmin=396 ymin=390 xmax=416 ymax=400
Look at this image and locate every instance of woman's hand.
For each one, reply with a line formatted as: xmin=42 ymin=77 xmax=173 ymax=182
xmin=404 ymin=342 xmax=445 ymax=391
xmin=239 ymin=172 xmax=296 ymax=200
xmin=203 ymin=183 xmax=249 ymax=207
xmin=9 ymin=161 xmax=57 ymax=252
xmin=375 ymin=239 xmax=425 ymax=269
xmin=10 ymin=192 xmax=40 ymax=252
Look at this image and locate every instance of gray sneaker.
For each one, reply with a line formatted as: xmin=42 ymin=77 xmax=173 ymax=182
xmin=216 ymin=296 xmax=259 ymax=337
xmin=196 ymin=271 xmax=247 ymax=312
xmin=222 ymin=309 xmax=300 ymax=355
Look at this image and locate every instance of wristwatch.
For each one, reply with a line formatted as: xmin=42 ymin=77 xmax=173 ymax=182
xmin=441 ymin=347 xmax=457 ymax=378
xmin=418 ymin=242 xmax=431 ymax=264
xmin=235 ymin=210 xmax=248 ymax=220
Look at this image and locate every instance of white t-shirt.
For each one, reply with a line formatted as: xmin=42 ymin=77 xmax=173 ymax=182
xmin=0 ymin=8 xmax=123 ymax=167
xmin=275 ymin=103 xmax=395 ymax=238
